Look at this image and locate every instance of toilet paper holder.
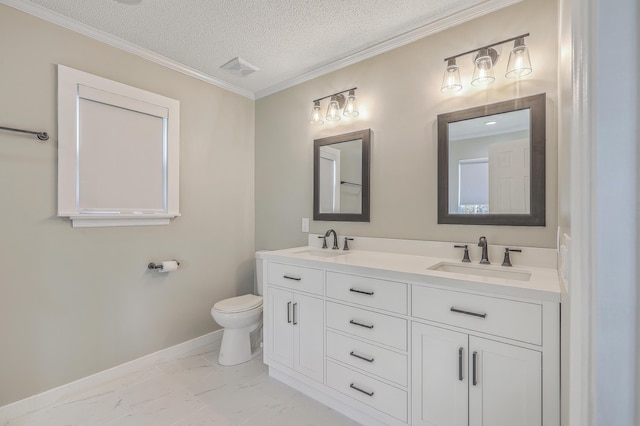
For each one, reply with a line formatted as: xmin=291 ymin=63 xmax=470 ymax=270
xmin=148 ymin=260 xmax=180 ymax=271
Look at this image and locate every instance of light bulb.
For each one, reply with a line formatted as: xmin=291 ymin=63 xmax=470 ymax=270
xmin=441 ymin=58 xmax=462 ymax=93
xmin=471 ymin=48 xmax=496 ymax=86
xmin=326 ymin=96 xmax=341 ymax=121
xmin=506 ymin=38 xmax=532 ymax=78
xmin=343 ymin=90 xmax=359 ymax=117
xmin=310 ymin=100 xmax=324 ymax=124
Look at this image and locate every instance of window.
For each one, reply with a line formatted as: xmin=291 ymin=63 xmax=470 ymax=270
xmin=57 ymin=65 xmax=180 ymax=227
xmin=458 ymin=158 xmax=488 ymax=214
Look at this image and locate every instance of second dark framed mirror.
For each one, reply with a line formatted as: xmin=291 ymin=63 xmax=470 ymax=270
xmin=314 ymin=129 xmax=371 ymax=222
xmin=438 ymin=93 xmax=546 ymax=226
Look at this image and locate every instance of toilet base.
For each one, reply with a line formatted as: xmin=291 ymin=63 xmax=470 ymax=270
xmin=218 ymin=321 xmax=262 ymax=366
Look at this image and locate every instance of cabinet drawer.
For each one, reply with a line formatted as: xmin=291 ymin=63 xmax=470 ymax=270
xmin=327 ymin=360 xmax=407 ymax=422
xmin=326 ymin=302 xmax=407 ymax=350
xmin=412 ymin=286 xmax=542 ymax=345
xmin=327 ymin=331 xmax=407 ymax=387
xmin=267 ymin=262 xmax=324 ymax=295
xmin=326 ymin=272 xmax=407 ymax=314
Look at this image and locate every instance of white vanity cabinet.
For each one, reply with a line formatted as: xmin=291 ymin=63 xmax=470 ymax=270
xmin=265 ymin=263 xmax=324 ymax=383
xmin=260 ymin=248 xmax=560 ymax=426
xmin=411 ymin=285 xmax=550 ymax=426
xmin=412 ymin=323 xmax=541 ymax=426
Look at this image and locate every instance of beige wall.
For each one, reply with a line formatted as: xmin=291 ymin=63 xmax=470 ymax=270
xmin=256 ymin=0 xmax=558 ymax=250
xmin=0 ymin=6 xmax=255 ymax=406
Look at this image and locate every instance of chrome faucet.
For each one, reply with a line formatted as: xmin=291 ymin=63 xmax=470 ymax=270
xmin=478 ymin=236 xmax=490 ymax=264
xmin=324 ymin=229 xmax=339 ymax=250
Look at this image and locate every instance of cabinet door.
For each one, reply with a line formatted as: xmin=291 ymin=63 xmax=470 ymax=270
xmin=412 ymin=323 xmax=468 ymax=426
xmin=294 ymin=293 xmax=324 ymax=382
xmin=468 ymin=337 xmax=541 ymax=426
xmin=268 ymin=287 xmax=294 ymax=368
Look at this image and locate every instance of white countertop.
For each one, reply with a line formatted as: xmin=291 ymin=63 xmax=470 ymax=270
xmin=258 ymin=246 xmax=561 ymax=302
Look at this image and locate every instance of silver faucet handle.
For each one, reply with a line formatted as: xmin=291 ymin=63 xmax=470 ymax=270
xmin=343 ymin=237 xmax=354 ymax=251
xmin=318 ymin=235 xmax=328 ymax=249
xmin=502 ymin=248 xmax=522 ymax=267
xmin=454 ymin=244 xmax=471 ymax=262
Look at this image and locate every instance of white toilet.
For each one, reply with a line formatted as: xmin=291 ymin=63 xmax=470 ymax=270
xmin=211 ymin=256 xmax=264 ymax=366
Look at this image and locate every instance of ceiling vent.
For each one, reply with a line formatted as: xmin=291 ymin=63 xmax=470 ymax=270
xmin=220 ymin=57 xmax=260 ymax=77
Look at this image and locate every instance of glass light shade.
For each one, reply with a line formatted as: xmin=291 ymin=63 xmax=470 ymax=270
xmin=326 ymin=96 xmax=341 ymax=121
xmin=310 ymin=101 xmax=324 ymax=124
xmin=471 ymin=48 xmax=496 ymax=86
xmin=343 ymin=90 xmax=359 ymax=117
xmin=441 ymin=58 xmax=462 ymax=93
xmin=505 ymin=38 xmax=532 ymax=78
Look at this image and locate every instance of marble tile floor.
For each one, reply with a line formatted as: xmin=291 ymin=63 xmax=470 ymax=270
xmin=2 ymin=347 xmax=360 ymax=426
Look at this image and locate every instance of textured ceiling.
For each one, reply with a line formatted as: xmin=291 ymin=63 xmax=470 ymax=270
xmin=10 ymin=0 xmax=518 ymax=98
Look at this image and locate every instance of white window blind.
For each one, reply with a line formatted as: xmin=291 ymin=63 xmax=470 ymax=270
xmin=458 ymin=158 xmax=488 ymax=206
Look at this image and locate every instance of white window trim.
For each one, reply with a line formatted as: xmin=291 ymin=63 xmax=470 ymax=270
xmin=57 ymin=65 xmax=180 ymax=228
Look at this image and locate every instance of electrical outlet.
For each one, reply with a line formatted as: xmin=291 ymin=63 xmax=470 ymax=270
xmin=301 ymin=217 xmax=309 ymax=233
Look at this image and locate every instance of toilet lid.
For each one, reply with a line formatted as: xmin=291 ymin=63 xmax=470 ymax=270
xmin=214 ymin=294 xmax=263 ymax=313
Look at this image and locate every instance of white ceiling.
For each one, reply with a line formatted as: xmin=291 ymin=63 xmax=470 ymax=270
xmin=449 ymin=109 xmax=530 ymax=140
xmin=5 ymin=0 xmax=520 ymax=99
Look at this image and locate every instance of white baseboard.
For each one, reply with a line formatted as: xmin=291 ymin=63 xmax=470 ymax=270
xmin=0 ymin=330 xmax=222 ymax=422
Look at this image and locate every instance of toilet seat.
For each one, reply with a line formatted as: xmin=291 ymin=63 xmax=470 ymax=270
xmin=213 ymin=294 xmax=263 ymax=313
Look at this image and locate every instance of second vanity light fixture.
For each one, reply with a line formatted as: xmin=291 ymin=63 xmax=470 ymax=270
xmin=310 ymin=87 xmax=359 ymax=124
xmin=441 ymin=33 xmax=532 ymax=93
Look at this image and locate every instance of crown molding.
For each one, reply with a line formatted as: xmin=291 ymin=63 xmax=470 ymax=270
xmin=1 ymin=0 xmax=255 ymax=99
xmin=3 ymin=0 xmax=521 ymax=100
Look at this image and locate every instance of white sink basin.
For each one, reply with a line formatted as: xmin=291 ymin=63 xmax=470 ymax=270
xmin=428 ymin=262 xmax=531 ymax=282
xmin=293 ymin=249 xmax=347 ymax=258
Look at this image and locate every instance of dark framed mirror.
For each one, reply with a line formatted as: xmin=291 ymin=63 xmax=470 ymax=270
xmin=438 ymin=93 xmax=545 ymax=226
xmin=314 ymin=129 xmax=371 ymax=222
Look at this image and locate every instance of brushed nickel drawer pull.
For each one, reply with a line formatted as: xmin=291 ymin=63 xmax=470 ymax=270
xmin=450 ymin=307 xmax=487 ymax=318
xmin=349 ymin=383 xmax=374 ymax=397
xmin=350 ymin=351 xmax=374 ymax=363
xmin=349 ymin=319 xmax=374 ymax=329
xmin=283 ymin=275 xmax=301 ymax=281
xmin=349 ymin=288 xmax=374 ymax=296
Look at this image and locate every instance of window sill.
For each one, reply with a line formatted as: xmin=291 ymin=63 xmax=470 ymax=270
xmin=61 ymin=213 xmax=181 ymax=228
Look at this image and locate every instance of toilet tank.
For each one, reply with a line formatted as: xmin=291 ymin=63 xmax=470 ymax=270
xmin=255 ymin=251 xmax=269 ymax=296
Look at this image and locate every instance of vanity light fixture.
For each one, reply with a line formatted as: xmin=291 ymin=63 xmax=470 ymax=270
xmin=441 ymin=33 xmax=532 ymax=93
xmin=343 ymin=89 xmax=359 ymax=117
xmin=310 ymin=100 xmax=324 ymax=125
xmin=505 ymin=37 xmax=532 ymax=78
xmin=326 ymin=96 xmax=342 ymax=121
xmin=471 ymin=48 xmax=497 ymax=86
xmin=441 ymin=58 xmax=463 ymax=93
xmin=310 ymin=87 xmax=359 ymax=124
